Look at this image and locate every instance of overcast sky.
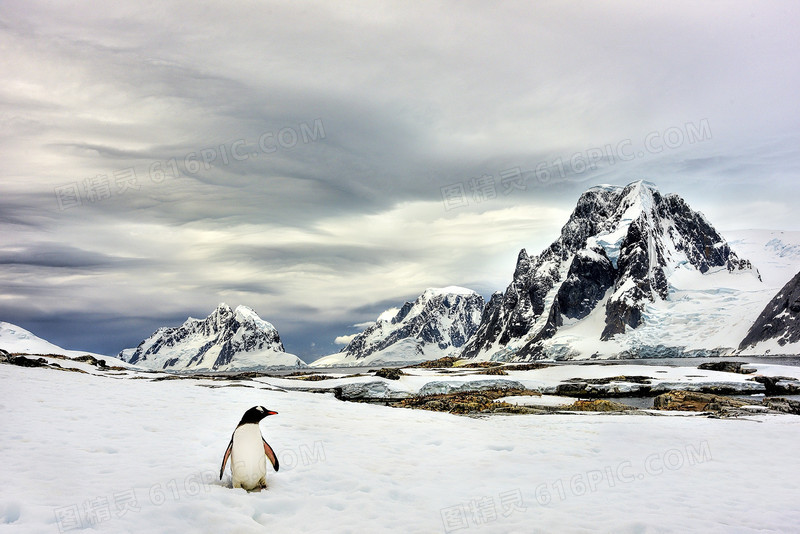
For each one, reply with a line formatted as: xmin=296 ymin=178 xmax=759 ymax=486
xmin=1 ymin=1 xmax=799 ymax=361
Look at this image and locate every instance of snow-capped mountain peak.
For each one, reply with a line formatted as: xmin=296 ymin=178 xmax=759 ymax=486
xmin=233 ymin=304 xmax=279 ymax=334
xmin=461 ymin=180 xmax=762 ymax=361
xmin=311 ymin=287 xmax=484 ymax=367
xmin=118 ymin=303 xmax=305 ymax=371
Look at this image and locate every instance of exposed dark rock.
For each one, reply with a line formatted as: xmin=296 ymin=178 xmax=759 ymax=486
xmin=697 ymin=361 xmax=755 ymax=374
xmin=554 ymin=380 xmax=654 ymax=397
xmin=601 ymin=297 xmax=643 ymax=340
xmin=218 ymin=371 xmax=274 ymax=380
xmin=1 ymin=354 xmax=50 ymax=368
xmin=461 ymin=362 xmax=503 ymax=368
xmin=288 ymin=374 xmax=337 ymax=381
xmin=557 ymin=249 xmax=616 ymax=320
xmin=478 ymin=367 xmax=508 ymax=375
xmin=375 ymin=367 xmax=405 ymax=380
xmin=395 ymin=387 xmax=539 ymax=414
xmin=763 ymin=397 xmax=800 ymax=415
xmin=748 ymin=375 xmax=800 ymax=395
xmin=555 ymin=382 xmax=594 ymax=396
xmin=653 ymin=390 xmax=751 ymax=412
xmin=740 ymin=270 xmax=800 ymax=351
xmin=72 ymin=355 xmax=107 ymax=368
xmin=409 ymin=356 xmax=460 ymax=368
xmin=563 ymin=399 xmax=634 ymax=412
xmin=502 ymin=363 xmax=552 ymax=371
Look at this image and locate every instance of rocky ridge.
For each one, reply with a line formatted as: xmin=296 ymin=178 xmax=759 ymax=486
xmin=311 ymin=287 xmax=484 ymax=367
xmin=118 ymin=303 xmax=305 ymax=371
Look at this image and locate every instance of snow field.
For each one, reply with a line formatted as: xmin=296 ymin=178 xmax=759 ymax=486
xmin=2 ymin=364 xmax=800 ymax=533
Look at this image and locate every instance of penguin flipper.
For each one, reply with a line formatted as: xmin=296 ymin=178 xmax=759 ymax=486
xmin=263 ymin=439 xmax=279 ymax=471
xmin=220 ymin=437 xmax=233 ymax=480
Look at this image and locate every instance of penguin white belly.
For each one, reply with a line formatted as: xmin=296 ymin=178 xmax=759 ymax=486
xmin=230 ymin=424 xmax=267 ymax=490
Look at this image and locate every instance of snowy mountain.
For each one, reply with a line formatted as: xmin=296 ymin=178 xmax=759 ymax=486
xmin=311 ymin=287 xmax=484 ymax=367
xmin=461 ymin=181 xmax=764 ymax=361
xmin=0 ymin=321 xmax=108 ymax=359
xmin=739 ymin=270 xmax=800 ymax=355
xmin=118 ymin=303 xmax=306 ymax=371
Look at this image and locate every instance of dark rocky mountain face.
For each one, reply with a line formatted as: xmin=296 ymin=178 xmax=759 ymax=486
xmin=340 ymin=288 xmax=485 ymax=361
xmin=740 ymin=270 xmax=800 ymax=351
xmin=461 ymin=181 xmax=758 ymax=360
xmin=558 ymin=248 xmax=617 ymax=321
xmin=662 ymin=195 xmax=755 ymax=274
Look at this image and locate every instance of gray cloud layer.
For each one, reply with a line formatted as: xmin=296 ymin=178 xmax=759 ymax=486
xmin=1 ymin=1 xmax=798 ymax=359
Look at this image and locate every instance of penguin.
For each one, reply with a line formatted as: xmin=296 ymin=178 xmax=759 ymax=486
xmin=219 ymin=406 xmax=280 ymax=490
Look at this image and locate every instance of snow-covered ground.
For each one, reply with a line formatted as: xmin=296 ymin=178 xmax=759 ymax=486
xmin=2 ymin=362 xmax=800 ymax=533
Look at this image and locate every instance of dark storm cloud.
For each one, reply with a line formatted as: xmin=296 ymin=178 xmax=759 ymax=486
xmin=0 ymin=200 xmax=51 ymax=228
xmin=0 ymin=243 xmax=136 ymax=269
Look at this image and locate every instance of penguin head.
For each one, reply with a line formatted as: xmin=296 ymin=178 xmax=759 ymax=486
xmin=238 ymin=405 xmax=278 ymax=425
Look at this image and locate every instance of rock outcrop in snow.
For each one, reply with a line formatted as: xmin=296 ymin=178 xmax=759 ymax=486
xmin=461 ymin=181 xmax=760 ymax=361
xmin=312 ymin=287 xmax=484 ymax=367
xmin=739 ymin=270 xmax=800 ymax=355
xmin=118 ymin=304 xmax=306 ymax=371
